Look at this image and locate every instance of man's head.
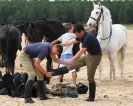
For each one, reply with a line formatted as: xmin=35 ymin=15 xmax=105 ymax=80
xmin=65 ymin=24 xmax=74 ymax=33
xmin=73 ymin=24 xmax=85 ymax=38
xmin=51 ymin=44 xmax=63 ymax=55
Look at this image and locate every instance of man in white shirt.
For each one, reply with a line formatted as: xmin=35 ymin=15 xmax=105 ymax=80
xmin=52 ymin=24 xmax=78 ymax=84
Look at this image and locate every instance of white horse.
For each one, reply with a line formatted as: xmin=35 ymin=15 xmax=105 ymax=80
xmin=87 ymin=2 xmax=128 ymax=80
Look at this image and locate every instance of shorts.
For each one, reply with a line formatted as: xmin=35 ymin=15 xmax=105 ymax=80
xmin=59 ymin=54 xmax=75 ymax=73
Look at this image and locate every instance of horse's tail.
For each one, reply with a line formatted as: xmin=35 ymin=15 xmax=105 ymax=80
xmin=119 ymin=24 xmax=128 ymax=42
xmin=122 ymin=25 xmax=127 ymax=34
xmin=117 ymin=25 xmax=127 ymax=77
xmin=117 ymin=43 xmax=127 ymax=77
xmin=5 ymin=26 xmax=19 ymax=75
xmin=0 ymin=30 xmax=6 ymax=68
xmin=5 ymin=26 xmax=13 ymax=74
xmin=119 ymin=25 xmax=128 ymax=51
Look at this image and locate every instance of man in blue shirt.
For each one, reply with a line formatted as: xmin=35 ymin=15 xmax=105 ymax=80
xmin=51 ymin=24 xmax=101 ymax=102
xmin=19 ymin=42 xmax=68 ymax=103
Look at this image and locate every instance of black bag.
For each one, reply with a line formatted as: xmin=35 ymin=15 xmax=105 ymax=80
xmin=77 ymin=83 xmax=88 ymax=94
xmin=0 ymin=73 xmax=13 ymax=92
xmin=8 ymin=73 xmax=28 ymax=97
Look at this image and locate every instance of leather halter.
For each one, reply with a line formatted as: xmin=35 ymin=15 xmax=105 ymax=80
xmin=90 ymin=8 xmax=104 ymax=25
xmin=90 ymin=7 xmax=112 ymax=40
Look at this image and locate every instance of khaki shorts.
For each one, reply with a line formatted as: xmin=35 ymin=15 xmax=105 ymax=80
xmin=19 ymin=51 xmax=44 ymax=80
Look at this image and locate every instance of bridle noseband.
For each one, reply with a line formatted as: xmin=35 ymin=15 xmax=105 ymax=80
xmin=90 ymin=8 xmax=104 ymax=25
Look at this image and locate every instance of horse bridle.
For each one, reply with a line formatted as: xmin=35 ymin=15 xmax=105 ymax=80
xmin=90 ymin=7 xmax=112 ymax=50
xmin=90 ymin=7 xmax=112 ymax=40
xmin=90 ymin=8 xmax=104 ymax=25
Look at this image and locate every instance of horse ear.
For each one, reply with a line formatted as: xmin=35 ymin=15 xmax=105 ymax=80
xmin=93 ymin=2 xmax=96 ymax=7
xmin=98 ymin=1 xmax=101 ymax=7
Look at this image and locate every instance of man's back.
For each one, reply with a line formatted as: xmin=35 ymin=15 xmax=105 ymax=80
xmin=58 ymin=32 xmax=76 ymax=55
xmin=24 ymin=42 xmax=51 ymax=60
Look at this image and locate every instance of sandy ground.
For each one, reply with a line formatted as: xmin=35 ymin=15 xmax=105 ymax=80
xmin=0 ymin=29 xmax=133 ymax=106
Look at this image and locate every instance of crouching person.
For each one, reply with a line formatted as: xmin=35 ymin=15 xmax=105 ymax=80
xmin=51 ymin=24 xmax=101 ymax=102
xmin=19 ymin=42 xmax=68 ymax=103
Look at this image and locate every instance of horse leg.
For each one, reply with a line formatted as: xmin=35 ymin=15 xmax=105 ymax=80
xmin=45 ymin=55 xmax=53 ymax=84
xmin=108 ymin=52 xmax=116 ymax=80
xmin=118 ymin=44 xmax=127 ymax=78
xmin=46 ymin=55 xmax=53 ymax=70
xmin=98 ymin=59 xmax=103 ymax=80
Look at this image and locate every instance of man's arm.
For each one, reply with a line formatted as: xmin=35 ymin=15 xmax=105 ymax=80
xmin=68 ymin=47 xmax=87 ymax=65
xmin=51 ymin=39 xmax=60 ymax=45
xmin=61 ymin=39 xmax=79 ymax=46
xmin=34 ymin=58 xmax=52 ymax=77
xmin=51 ymin=55 xmax=69 ymax=65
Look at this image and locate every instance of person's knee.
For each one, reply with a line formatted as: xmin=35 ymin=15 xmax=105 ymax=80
xmin=37 ymin=77 xmax=43 ymax=80
xmin=88 ymin=78 xmax=95 ymax=83
xmin=36 ymin=74 xmax=44 ymax=80
xmin=28 ymin=73 xmax=36 ymax=80
xmin=87 ymin=73 xmax=95 ymax=83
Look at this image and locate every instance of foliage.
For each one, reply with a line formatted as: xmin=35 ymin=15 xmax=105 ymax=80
xmin=0 ymin=0 xmax=132 ymax=25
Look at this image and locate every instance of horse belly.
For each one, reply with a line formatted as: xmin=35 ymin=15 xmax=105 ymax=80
xmin=98 ymin=25 xmax=127 ymax=53
xmin=111 ymin=25 xmax=127 ymax=50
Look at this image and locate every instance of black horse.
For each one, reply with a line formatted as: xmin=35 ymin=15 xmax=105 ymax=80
xmin=0 ymin=25 xmax=22 ymax=75
xmin=18 ymin=19 xmax=66 ymax=42
xmin=18 ymin=19 xmax=80 ymax=71
xmin=18 ymin=19 xmax=64 ymax=69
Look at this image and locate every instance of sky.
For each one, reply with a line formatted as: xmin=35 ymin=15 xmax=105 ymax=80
xmin=49 ymin=0 xmax=125 ymax=1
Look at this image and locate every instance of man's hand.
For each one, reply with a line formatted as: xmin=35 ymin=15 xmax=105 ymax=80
xmin=67 ymin=59 xmax=75 ymax=65
xmin=51 ymin=55 xmax=70 ymax=66
xmin=45 ymin=72 xmax=53 ymax=78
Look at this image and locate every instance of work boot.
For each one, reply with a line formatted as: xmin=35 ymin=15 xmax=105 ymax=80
xmin=85 ymin=82 xmax=96 ymax=102
xmin=51 ymin=66 xmax=69 ymax=76
xmin=37 ymin=80 xmax=49 ymax=100
xmin=24 ymin=80 xmax=34 ymax=103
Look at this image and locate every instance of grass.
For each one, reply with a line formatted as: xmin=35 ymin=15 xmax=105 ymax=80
xmin=85 ymin=24 xmax=133 ymax=30
xmin=123 ymin=24 xmax=133 ymax=30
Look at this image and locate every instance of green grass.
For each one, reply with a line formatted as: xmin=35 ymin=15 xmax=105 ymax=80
xmin=123 ymin=24 xmax=133 ymax=30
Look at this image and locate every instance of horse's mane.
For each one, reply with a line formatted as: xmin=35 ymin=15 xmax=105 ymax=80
xmin=94 ymin=4 xmax=112 ymax=23
xmin=38 ymin=18 xmax=61 ymax=25
xmin=102 ymin=6 xmax=112 ymax=23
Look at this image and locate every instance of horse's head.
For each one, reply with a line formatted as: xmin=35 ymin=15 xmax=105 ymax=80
xmin=87 ymin=2 xmax=104 ymax=28
xmin=26 ymin=21 xmax=50 ymax=43
xmin=17 ymin=23 xmax=30 ymax=37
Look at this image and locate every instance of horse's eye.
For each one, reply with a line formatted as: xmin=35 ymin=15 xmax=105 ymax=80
xmin=96 ymin=12 xmax=99 ymax=14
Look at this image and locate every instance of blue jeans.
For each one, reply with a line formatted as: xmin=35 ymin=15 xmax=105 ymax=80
xmin=59 ymin=54 xmax=73 ymax=67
